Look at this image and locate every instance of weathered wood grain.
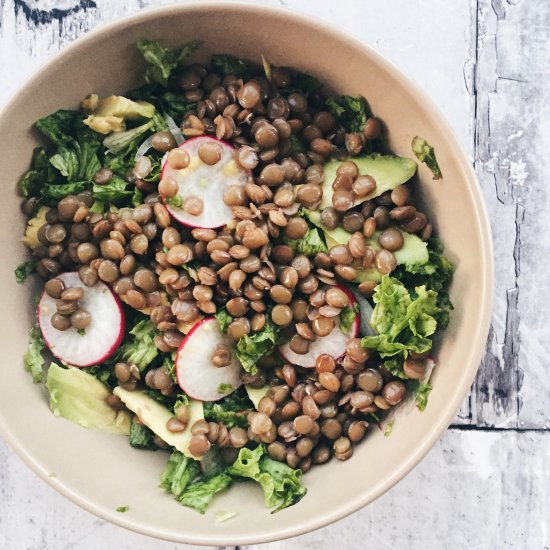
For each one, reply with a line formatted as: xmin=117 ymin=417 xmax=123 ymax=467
xmin=470 ymin=0 xmax=550 ymax=429
xmin=242 ymin=429 xmax=550 ymax=550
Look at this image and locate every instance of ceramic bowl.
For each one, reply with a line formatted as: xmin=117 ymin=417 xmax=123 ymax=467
xmin=0 ymin=2 xmax=493 ymax=545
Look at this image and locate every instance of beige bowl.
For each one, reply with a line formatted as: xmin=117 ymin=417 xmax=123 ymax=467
xmin=0 ymin=2 xmax=493 ymax=545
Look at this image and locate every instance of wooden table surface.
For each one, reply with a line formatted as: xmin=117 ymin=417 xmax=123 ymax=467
xmin=1 ymin=1 xmax=549 ymax=548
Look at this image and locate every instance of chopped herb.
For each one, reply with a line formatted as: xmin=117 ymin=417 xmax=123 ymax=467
xmin=166 ymin=195 xmax=184 ymax=208
xmin=384 ymin=419 xmax=394 ymax=437
xmin=215 ymin=308 xmax=233 ymax=333
xmin=412 ymin=136 xmax=442 ymax=179
xmin=218 ymin=383 xmax=233 ymax=394
xmin=77 ymin=328 xmax=86 ymax=336
xmin=116 ymin=506 xmax=129 ymax=513
xmin=326 ymin=95 xmax=369 ymax=133
xmin=339 ymin=303 xmax=359 ymax=335
xmin=15 ymin=260 xmax=36 ymax=283
xmin=414 ymin=381 xmax=432 ymax=411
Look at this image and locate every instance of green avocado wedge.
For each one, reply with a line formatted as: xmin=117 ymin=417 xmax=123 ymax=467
xmin=323 ymin=225 xmax=428 ymax=284
xmin=320 ymin=154 xmax=417 ymax=210
xmin=46 ymin=363 xmax=131 ymax=435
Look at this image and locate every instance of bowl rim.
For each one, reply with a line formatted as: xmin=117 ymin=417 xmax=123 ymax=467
xmin=0 ymin=1 xmax=494 ymax=545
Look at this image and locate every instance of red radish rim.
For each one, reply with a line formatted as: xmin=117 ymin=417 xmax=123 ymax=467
xmin=160 ymin=136 xmax=250 ymax=230
xmin=175 ymin=317 xmax=243 ymax=401
xmin=37 ymin=275 xmax=125 ymax=368
xmin=278 ymin=284 xmax=360 ymax=368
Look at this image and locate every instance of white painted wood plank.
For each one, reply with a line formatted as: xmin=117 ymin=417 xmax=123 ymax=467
xmin=242 ymin=429 xmax=550 ymax=550
xmin=471 ymin=0 xmax=550 ymax=429
xmin=0 ymin=440 xmax=213 ymax=550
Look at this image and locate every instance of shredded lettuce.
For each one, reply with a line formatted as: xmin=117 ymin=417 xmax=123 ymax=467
xmin=228 ymin=445 xmax=306 ymax=512
xmin=339 ymin=303 xmax=359 ymax=335
xmin=92 ymin=174 xmax=133 ymax=203
xmin=362 ymin=276 xmax=440 ymax=359
xmin=215 ymin=308 xmax=234 ymax=333
xmin=284 ymin=227 xmax=327 ymax=257
xmin=236 ymin=319 xmax=283 ymax=374
xmin=414 ymin=381 xmax=432 ymax=411
xmin=211 ymin=54 xmax=255 ymax=77
xmin=129 ymin=418 xmax=156 ymax=450
xmin=118 ymin=318 xmax=158 ymax=371
xmin=160 ymin=451 xmax=201 ymax=498
xmin=412 ymin=136 xmax=442 ymax=179
xmin=23 ymin=325 xmax=45 ymax=383
xmin=326 ymin=95 xmax=369 ymax=133
xmin=392 ymin=239 xmax=454 ymax=328
xmin=15 ymin=259 xmax=35 ymax=283
xmin=203 ymin=387 xmax=253 ymax=428
xmin=137 ymin=39 xmax=203 ymax=87
xmin=178 ymin=473 xmax=233 ymax=514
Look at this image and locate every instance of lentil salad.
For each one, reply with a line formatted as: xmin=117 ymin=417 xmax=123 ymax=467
xmin=17 ymin=39 xmax=453 ymax=514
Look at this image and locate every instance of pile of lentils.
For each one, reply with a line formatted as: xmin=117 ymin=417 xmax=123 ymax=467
xmin=22 ymin=58 xmax=434 ymax=470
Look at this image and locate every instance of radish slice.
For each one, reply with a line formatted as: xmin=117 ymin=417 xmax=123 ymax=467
xmin=38 ymin=272 xmax=124 ymax=367
xmin=161 ymin=136 xmax=249 ymax=229
xmin=175 ymin=317 xmax=243 ymax=401
xmin=278 ymin=285 xmax=360 ymax=368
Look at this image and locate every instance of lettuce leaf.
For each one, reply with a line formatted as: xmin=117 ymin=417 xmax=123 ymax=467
xmin=203 ymin=387 xmax=253 ymax=428
xmin=339 ymin=303 xmax=359 ymax=335
xmin=215 ymin=308 xmax=233 ymax=333
xmin=15 ymin=259 xmax=35 ymax=283
xmin=284 ymin=227 xmax=327 ymax=257
xmin=228 ymin=445 xmax=306 ymax=512
xmin=23 ymin=325 xmax=45 ymax=383
xmin=211 ymin=54 xmax=256 ymax=77
xmin=326 ymin=95 xmax=369 ymax=133
xmin=160 ymin=451 xmax=201 ymax=498
xmin=392 ymin=238 xmax=454 ymax=328
xmin=178 ymin=473 xmax=233 ymax=514
xmin=137 ymin=39 xmax=202 ymax=87
xmin=236 ymin=319 xmax=283 ymax=374
xmin=92 ymin=174 xmax=133 ymax=203
xmin=118 ymin=318 xmax=158 ymax=371
xmin=35 ymin=110 xmax=79 ymax=148
xmin=412 ymin=136 xmax=442 ymax=179
xmin=362 ymin=276 xmax=439 ymax=359
xmin=128 ymin=418 xmax=156 ymax=450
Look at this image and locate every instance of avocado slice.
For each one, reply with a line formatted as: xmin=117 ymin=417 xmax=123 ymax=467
xmin=94 ymin=95 xmax=155 ymax=120
xmin=245 ymin=385 xmax=269 ymax=409
xmin=324 ymin=226 xmax=428 ymax=283
xmin=320 ymin=154 xmax=417 ymax=210
xmin=113 ymin=387 xmax=204 ymax=459
xmin=46 ymin=363 xmax=131 ymax=435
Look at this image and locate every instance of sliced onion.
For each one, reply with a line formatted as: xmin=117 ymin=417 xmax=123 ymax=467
xmin=345 ymin=284 xmax=375 ymax=337
xmin=165 ymin=115 xmax=185 ymax=145
xmin=135 ymin=136 xmax=154 ymax=160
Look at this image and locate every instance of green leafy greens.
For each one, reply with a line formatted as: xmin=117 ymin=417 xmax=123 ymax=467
xmin=160 ymin=445 xmax=306 ymax=514
xmin=23 ymin=325 xmax=45 ymax=383
xmin=129 ymin=418 xmax=156 ymax=450
xmin=137 ymin=39 xmax=203 ymax=87
xmin=326 ymin=95 xmax=369 ymax=133
xmin=236 ymin=319 xmax=284 ymax=374
xmin=228 ymin=445 xmax=306 ymax=512
xmin=412 ymin=136 xmax=442 ymax=179
xmin=203 ymin=387 xmax=253 ymax=429
xmin=361 ymin=276 xmax=440 ymax=368
xmin=284 ymin=227 xmax=328 ymax=256
xmin=15 ymin=259 xmax=36 ymax=283
xmin=117 ymin=318 xmax=158 ymax=371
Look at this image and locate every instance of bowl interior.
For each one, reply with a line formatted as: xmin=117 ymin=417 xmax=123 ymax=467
xmin=0 ymin=3 xmax=492 ymax=545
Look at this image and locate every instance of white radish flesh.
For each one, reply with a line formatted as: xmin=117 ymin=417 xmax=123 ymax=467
xmin=161 ymin=136 xmax=249 ymax=229
xmin=175 ymin=317 xmax=242 ymax=401
xmin=38 ymin=272 xmax=124 ymax=367
xmin=278 ymin=286 xmax=360 ymax=368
